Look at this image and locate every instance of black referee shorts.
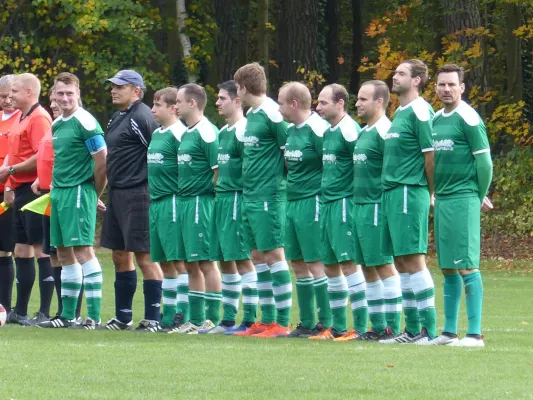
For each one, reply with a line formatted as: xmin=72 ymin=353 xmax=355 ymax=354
xmin=13 ymin=183 xmax=43 ymax=245
xmin=0 ymin=192 xmax=15 ymax=252
xmin=100 ymin=184 xmax=150 ymax=253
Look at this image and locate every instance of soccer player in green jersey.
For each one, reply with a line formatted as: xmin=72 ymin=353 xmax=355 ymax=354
xmin=203 ymin=80 xmax=258 ymax=334
xmin=352 ymin=80 xmax=402 ymax=340
xmin=428 ymin=64 xmax=493 ymax=347
xmin=309 ymin=84 xmax=368 ymax=341
xmin=147 ymin=87 xmax=188 ymax=332
xmin=277 ymin=82 xmax=332 ymax=338
xmin=379 ymin=60 xmax=437 ymax=344
xmin=173 ymin=83 xmax=221 ymax=334
xmin=38 ymin=72 xmax=107 ymax=329
xmin=233 ymin=63 xmax=293 ymax=338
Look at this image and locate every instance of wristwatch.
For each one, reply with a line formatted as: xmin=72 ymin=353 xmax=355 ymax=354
xmin=8 ymin=166 xmax=16 ymax=175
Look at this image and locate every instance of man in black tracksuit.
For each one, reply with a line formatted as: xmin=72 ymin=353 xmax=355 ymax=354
xmin=101 ymin=70 xmax=163 ymax=331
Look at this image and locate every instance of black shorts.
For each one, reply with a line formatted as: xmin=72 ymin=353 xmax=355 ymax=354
xmin=42 ymin=214 xmax=56 ymax=255
xmin=13 ymin=183 xmax=43 ymax=245
xmin=100 ymin=184 xmax=150 ymax=253
xmin=0 ymin=193 xmax=15 ymax=252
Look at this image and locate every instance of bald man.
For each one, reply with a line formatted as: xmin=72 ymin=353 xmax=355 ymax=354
xmin=0 ymin=73 xmax=53 ymax=324
xmin=277 ymin=82 xmax=332 ymax=338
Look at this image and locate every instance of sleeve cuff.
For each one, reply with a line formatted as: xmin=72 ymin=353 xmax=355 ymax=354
xmin=472 ymin=148 xmax=490 ymax=155
xmin=421 ymin=147 xmax=434 ymax=153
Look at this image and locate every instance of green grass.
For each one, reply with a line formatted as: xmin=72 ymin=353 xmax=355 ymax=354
xmin=2 ymin=250 xmax=532 ymax=399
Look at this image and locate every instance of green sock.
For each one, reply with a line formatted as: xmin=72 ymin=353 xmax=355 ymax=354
xmin=162 ymin=277 xmax=178 ymax=326
xmin=346 ymin=271 xmax=368 ymax=334
xmin=176 ymin=274 xmax=189 ymax=322
xmin=81 ymin=258 xmax=103 ymax=322
xmin=410 ymin=269 xmax=437 ymax=338
xmin=313 ymin=276 xmax=332 ymax=327
xmin=271 ymin=261 xmax=292 ymax=327
xmin=296 ymin=277 xmax=315 ymax=329
xmin=222 ymin=274 xmax=241 ymax=324
xmin=328 ymin=275 xmax=348 ymax=332
xmin=189 ymin=291 xmax=205 ymax=326
xmin=463 ymin=271 xmax=483 ymax=335
xmin=205 ymin=291 xmax=222 ymax=325
xmin=256 ymin=264 xmax=275 ymax=324
xmin=443 ymin=273 xmax=462 ymax=335
xmin=400 ymin=273 xmax=420 ymax=335
xmin=241 ymin=271 xmax=258 ymax=324
xmin=60 ymin=263 xmax=83 ymax=320
xmin=383 ymin=275 xmax=402 ymax=335
xmin=366 ymin=280 xmax=386 ymax=335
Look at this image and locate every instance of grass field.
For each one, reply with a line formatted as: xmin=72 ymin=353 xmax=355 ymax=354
xmin=1 ymin=249 xmax=532 ymax=400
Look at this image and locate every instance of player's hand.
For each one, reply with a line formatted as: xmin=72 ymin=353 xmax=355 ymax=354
xmin=4 ymin=189 xmax=14 ymax=206
xmin=97 ymin=198 xmax=107 ymax=212
xmin=0 ymin=166 xmax=9 ymax=183
xmin=31 ymin=178 xmax=41 ymax=195
xmin=430 ymin=193 xmax=435 ymax=209
xmin=481 ymin=196 xmax=493 ymax=212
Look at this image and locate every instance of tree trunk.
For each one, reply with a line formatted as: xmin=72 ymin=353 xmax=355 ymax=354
xmin=443 ymin=0 xmax=483 ymax=95
xmin=177 ymin=0 xmax=192 ymax=58
xmin=257 ymin=0 xmax=269 ymax=79
xmin=276 ymin=0 xmax=320 ymax=84
xmin=505 ymin=3 xmax=523 ymax=101
xmin=237 ymin=0 xmax=250 ymax=67
xmin=325 ymin=0 xmax=341 ymax=84
xmin=350 ymin=0 xmax=363 ymax=94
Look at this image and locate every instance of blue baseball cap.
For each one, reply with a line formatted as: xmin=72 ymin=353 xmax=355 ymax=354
xmin=107 ymin=70 xmax=145 ymax=88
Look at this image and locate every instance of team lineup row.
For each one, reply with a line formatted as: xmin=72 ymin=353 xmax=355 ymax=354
xmin=0 ymin=60 xmax=492 ymax=347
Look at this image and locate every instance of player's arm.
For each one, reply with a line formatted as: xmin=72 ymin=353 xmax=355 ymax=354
xmin=416 ymin=111 xmax=435 ymax=194
xmin=474 ymin=152 xmax=492 ymax=202
xmin=423 ymin=151 xmax=435 ymax=195
xmin=464 ymin=117 xmax=493 ymax=203
xmin=201 ymin=127 xmax=219 ymax=187
xmin=86 ymin=134 xmax=108 ymax=197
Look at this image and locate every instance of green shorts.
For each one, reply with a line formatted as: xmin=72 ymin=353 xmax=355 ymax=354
xmin=435 ymin=194 xmax=481 ymax=269
xmin=176 ymin=195 xmax=214 ymax=262
xmin=149 ymin=195 xmax=181 ymax=263
xmin=242 ymin=200 xmax=286 ymax=252
xmin=353 ymin=203 xmax=394 ymax=267
xmin=50 ymin=182 xmax=97 ymax=248
xmin=285 ymin=195 xmax=321 ymax=262
xmin=381 ymin=185 xmax=430 ymax=257
xmin=321 ymin=197 xmax=355 ymax=266
xmin=210 ymin=192 xmax=250 ymax=262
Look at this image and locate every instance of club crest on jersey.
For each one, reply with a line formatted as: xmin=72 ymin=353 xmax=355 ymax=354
xmin=284 ymin=149 xmax=303 ymax=161
xmin=433 ymin=139 xmax=454 ymax=151
xmin=178 ymin=154 xmax=193 ymax=164
xmin=147 ymin=152 xmax=164 ymax=164
xmin=242 ymin=136 xmax=260 ymax=147
xmin=353 ymin=153 xmax=367 ymax=163
xmin=218 ymin=153 xmax=230 ymax=164
xmin=323 ymin=153 xmax=337 ymax=164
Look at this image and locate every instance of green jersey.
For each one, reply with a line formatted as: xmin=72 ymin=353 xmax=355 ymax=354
xmin=242 ymin=97 xmax=288 ymax=201
xmin=382 ymin=97 xmax=434 ymax=191
xmin=177 ymin=117 xmax=219 ymax=197
xmin=147 ymin=120 xmax=187 ymax=201
xmin=52 ymin=108 xmax=105 ymax=188
xmin=216 ymin=117 xmax=246 ymax=194
xmin=433 ymin=101 xmax=490 ymax=196
xmin=353 ymin=116 xmax=391 ymax=204
xmin=285 ymin=112 xmax=328 ymax=201
xmin=321 ymin=114 xmax=361 ymax=203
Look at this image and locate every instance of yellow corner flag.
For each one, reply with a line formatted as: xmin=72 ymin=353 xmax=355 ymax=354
xmin=21 ymin=193 xmax=51 ymax=216
xmin=0 ymin=201 xmax=9 ymax=215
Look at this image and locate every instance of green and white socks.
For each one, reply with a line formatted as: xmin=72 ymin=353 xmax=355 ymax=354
xmin=205 ymin=291 xmax=222 ymax=326
xmin=60 ymin=263 xmax=83 ymax=320
xmin=410 ymin=269 xmax=437 ymax=338
xmin=162 ymin=277 xmax=178 ymax=326
xmin=189 ymin=290 xmax=205 ymax=326
xmin=222 ymin=273 xmax=241 ymax=324
xmin=328 ymin=275 xmax=348 ymax=332
xmin=81 ymin=258 xmax=103 ymax=323
xmin=366 ymin=280 xmax=386 ymax=335
xmin=382 ymin=275 xmax=402 ymax=334
xmin=256 ymin=263 xmax=275 ymax=324
xmin=313 ymin=276 xmax=332 ymax=328
xmin=346 ymin=271 xmax=368 ymax=334
xmin=296 ymin=277 xmax=315 ymax=329
xmin=241 ymin=271 xmax=258 ymax=324
xmin=176 ymin=273 xmax=189 ymax=322
xmin=270 ymin=261 xmax=292 ymax=327
xmin=400 ymin=272 xmax=420 ymax=335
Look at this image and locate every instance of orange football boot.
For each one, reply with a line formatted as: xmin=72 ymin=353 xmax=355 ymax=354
xmin=233 ymin=321 xmax=274 ymax=336
xmin=252 ymin=323 xmax=290 ymax=338
xmin=333 ymin=330 xmax=360 ymax=342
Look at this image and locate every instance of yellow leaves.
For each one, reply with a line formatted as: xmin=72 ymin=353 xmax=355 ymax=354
xmin=23 ymin=44 xmax=31 ymax=54
xmin=464 ymin=41 xmax=482 ymax=59
xmin=443 ymin=41 xmax=461 ymax=55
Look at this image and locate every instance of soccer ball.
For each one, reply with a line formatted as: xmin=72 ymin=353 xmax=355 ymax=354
xmin=0 ymin=304 xmax=6 ymax=327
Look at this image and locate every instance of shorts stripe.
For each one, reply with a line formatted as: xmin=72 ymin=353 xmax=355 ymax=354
xmin=233 ymin=192 xmax=238 ymax=221
xmin=342 ymin=198 xmax=347 ymax=222
xmin=172 ymin=194 xmax=176 ymax=222
xmin=76 ymin=185 xmax=81 ymax=209
xmin=264 ymin=201 xmax=268 ymax=212
xmin=315 ymin=195 xmax=320 ymax=222
xmin=403 ymin=185 xmax=408 ymax=214
xmin=374 ymin=203 xmax=378 ymax=226
xmin=195 ymin=196 xmax=199 ymax=224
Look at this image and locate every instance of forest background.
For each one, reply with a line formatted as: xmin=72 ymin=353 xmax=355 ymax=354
xmin=1 ymin=0 xmax=532 ymax=257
